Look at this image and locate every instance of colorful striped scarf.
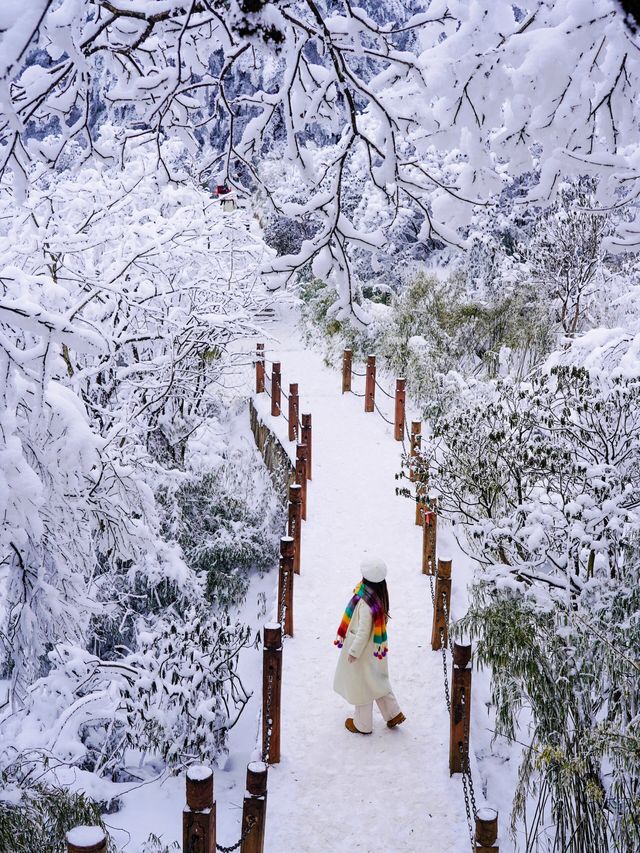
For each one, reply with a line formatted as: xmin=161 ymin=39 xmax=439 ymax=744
xmin=334 ymin=582 xmax=388 ymax=659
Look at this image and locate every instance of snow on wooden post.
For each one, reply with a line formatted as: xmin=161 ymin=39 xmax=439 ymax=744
xmin=288 ymin=483 xmax=302 ymax=574
xmin=301 ymin=413 xmax=312 ymax=480
xmin=475 ymin=808 xmax=499 ymax=851
xmin=342 ymin=348 xmax=352 ymax=393
xmin=410 ymin=421 xmax=421 ymax=481
xmin=288 ymin=383 xmax=299 ymax=442
xmin=431 ymin=558 xmax=452 ymax=651
xmin=271 ymin=362 xmax=281 ymax=417
xmin=240 ymin=762 xmax=268 ymax=853
xmin=255 ymin=343 xmax=265 ymax=394
xmin=66 ymin=827 xmax=107 ymax=853
xmin=450 ymin=642 xmax=472 ymax=775
xmin=262 ymin=624 xmax=282 ymax=764
xmin=277 ymin=536 xmax=295 ymax=637
xmin=295 ymin=444 xmax=308 ymax=521
xmin=183 ymin=765 xmax=216 ymax=853
xmin=394 ymin=378 xmax=406 ymax=441
xmin=421 ymin=503 xmax=437 ymax=575
xmin=364 ymin=355 xmax=376 ymax=413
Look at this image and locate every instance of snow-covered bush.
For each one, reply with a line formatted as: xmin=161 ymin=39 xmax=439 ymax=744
xmin=431 ymin=344 xmax=640 ymax=851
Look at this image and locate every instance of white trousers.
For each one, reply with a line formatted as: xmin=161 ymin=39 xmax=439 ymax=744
xmin=354 ymin=691 xmax=402 ymax=733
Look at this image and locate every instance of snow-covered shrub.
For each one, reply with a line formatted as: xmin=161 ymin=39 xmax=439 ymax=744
xmin=164 ymin=451 xmax=283 ymax=609
xmin=0 ymin=768 xmax=113 ymax=853
xmin=431 ymin=347 xmax=640 ymax=851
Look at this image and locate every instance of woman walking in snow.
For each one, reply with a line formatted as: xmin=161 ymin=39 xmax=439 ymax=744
xmin=333 ymin=556 xmax=405 ymax=734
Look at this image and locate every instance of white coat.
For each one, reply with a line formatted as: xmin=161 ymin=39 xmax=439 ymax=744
xmin=333 ymin=599 xmax=392 ymax=705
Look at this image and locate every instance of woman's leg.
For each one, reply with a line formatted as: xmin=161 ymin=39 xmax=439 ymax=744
xmin=375 ymin=691 xmax=402 ymax=722
xmin=353 ymin=702 xmax=374 ymax=733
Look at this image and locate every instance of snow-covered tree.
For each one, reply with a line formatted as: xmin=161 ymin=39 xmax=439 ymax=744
xmin=2 ymin=1 xmax=640 ymax=316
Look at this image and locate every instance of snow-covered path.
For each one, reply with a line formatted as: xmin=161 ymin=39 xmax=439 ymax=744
xmin=253 ymin=318 xmax=471 ymax=853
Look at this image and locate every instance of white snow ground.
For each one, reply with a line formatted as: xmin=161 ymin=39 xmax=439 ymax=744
xmin=252 ymin=311 xmax=479 ymax=853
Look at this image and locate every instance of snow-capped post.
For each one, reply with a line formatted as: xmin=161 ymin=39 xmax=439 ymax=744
xmin=240 ymin=762 xmax=268 ymax=853
xmin=431 ymin=558 xmax=452 ymax=651
xmin=301 ymin=413 xmax=312 ymax=479
xmin=288 ymin=383 xmax=299 ymax=442
xmin=422 ymin=503 xmax=437 ymax=575
xmin=288 ymin=483 xmax=302 ymax=574
xmin=394 ymin=378 xmax=406 ymax=441
xmin=410 ymin=421 xmax=421 ymax=481
xmin=255 ymin=343 xmax=265 ymax=394
xmin=342 ymin=348 xmax=352 ymax=393
xmin=271 ymin=362 xmax=281 ymax=417
xmin=475 ymin=808 xmax=499 ymax=851
xmin=364 ymin=355 xmax=376 ymax=413
xmin=278 ymin=536 xmax=295 ymax=637
xmin=66 ymin=827 xmax=107 ymax=853
xmin=262 ymin=624 xmax=282 ymax=764
xmin=450 ymin=642 xmax=472 ymax=775
xmin=295 ymin=444 xmax=308 ymax=520
xmin=183 ymin=765 xmax=216 ymax=853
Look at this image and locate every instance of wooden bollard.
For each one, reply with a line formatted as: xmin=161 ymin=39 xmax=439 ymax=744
xmin=288 ymin=383 xmax=299 ymax=442
xmin=288 ymin=483 xmax=302 ymax=574
xmin=278 ymin=536 xmax=295 ymax=637
xmin=271 ymin=362 xmax=281 ymax=417
xmin=364 ymin=355 xmax=376 ymax=413
xmin=431 ymin=558 xmax=452 ymax=651
xmin=295 ymin=444 xmax=307 ymax=520
xmin=421 ymin=505 xmax=437 ymax=575
xmin=262 ymin=623 xmax=282 ymax=763
xmin=475 ymin=808 xmax=499 ymax=851
xmin=301 ymin=413 xmax=312 ymax=480
xmin=240 ymin=762 xmax=268 ymax=853
xmin=342 ymin=348 xmax=352 ymax=393
xmin=66 ymin=827 xmax=107 ymax=853
xmin=410 ymin=421 xmax=421 ymax=481
xmin=255 ymin=343 xmax=265 ymax=394
xmin=183 ymin=766 xmax=216 ymax=853
xmin=394 ymin=378 xmax=406 ymax=441
xmin=450 ymin=642 xmax=472 ymax=775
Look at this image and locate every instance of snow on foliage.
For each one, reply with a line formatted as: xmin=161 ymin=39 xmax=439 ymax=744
xmin=1 ymin=2 xmax=640 ymax=315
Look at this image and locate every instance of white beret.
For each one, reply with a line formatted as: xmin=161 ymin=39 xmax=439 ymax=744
xmin=360 ymin=556 xmax=387 ymax=583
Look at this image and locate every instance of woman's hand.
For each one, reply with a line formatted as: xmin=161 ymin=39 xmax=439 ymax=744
xmin=348 ymin=654 xmax=356 ymax=664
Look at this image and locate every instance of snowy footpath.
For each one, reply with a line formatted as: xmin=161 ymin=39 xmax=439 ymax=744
xmin=253 ymin=315 xmax=472 ymax=853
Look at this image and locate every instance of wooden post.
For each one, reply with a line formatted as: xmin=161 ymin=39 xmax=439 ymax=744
xmin=301 ymin=413 xmax=312 ymax=480
xmin=66 ymin=828 xmax=107 ymax=853
xmin=394 ymin=378 xmax=406 ymax=441
xmin=342 ymin=349 xmax=352 ymax=393
xmin=288 ymin=483 xmax=302 ymax=574
xmin=288 ymin=383 xmax=299 ymax=442
xmin=431 ymin=558 xmax=452 ymax=651
xmin=278 ymin=536 xmax=295 ymax=637
xmin=295 ymin=444 xmax=307 ymax=520
xmin=240 ymin=762 xmax=268 ymax=853
xmin=183 ymin=766 xmax=216 ymax=853
xmin=415 ymin=479 xmax=427 ymax=526
xmin=422 ymin=505 xmax=437 ymax=575
xmin=271 ymin=362 xmax=281 ymax=417
xmin=410 ymin=421 xmax=421 ymax=481
xmin=450 ymin=642 xmax=472 ymax=775
xmin=262 ymin=624 xmax=282 ymax=763
xmin=255 ymin=343 xmax=265 ymax=394
xmin=364 ymin=355 xmax=376 ymax=413
xmin=475 ymin=809 xmax=499 ymax=851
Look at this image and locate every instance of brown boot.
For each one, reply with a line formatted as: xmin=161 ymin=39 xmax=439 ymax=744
xmin=345 ymin=718 xmax=371 ymax=735
xmin=386 ymin=712 xmax=406 ymax=729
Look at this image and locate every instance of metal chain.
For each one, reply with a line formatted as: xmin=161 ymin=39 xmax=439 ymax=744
xmin=374 ymin=401 xmax=396 ymax=426
xmin=439 ymin=628 xmax=451 ymax=713
xmin=351 ymin=368 xmax=367 ymax=377
xmin=215 ymin=816 xmax=258 ymax=853
xmin=349 ymin=389 xmax=366 ymax=398
xmin=279 ymin=566 xmax=288 ymax=628
xmin=459 ymin=687 xmax=478 ymax=850
xmin=262 ymin=669 xmax=274 ymax=763
xmin=374 ymin=378 xmax=395 ymax=399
